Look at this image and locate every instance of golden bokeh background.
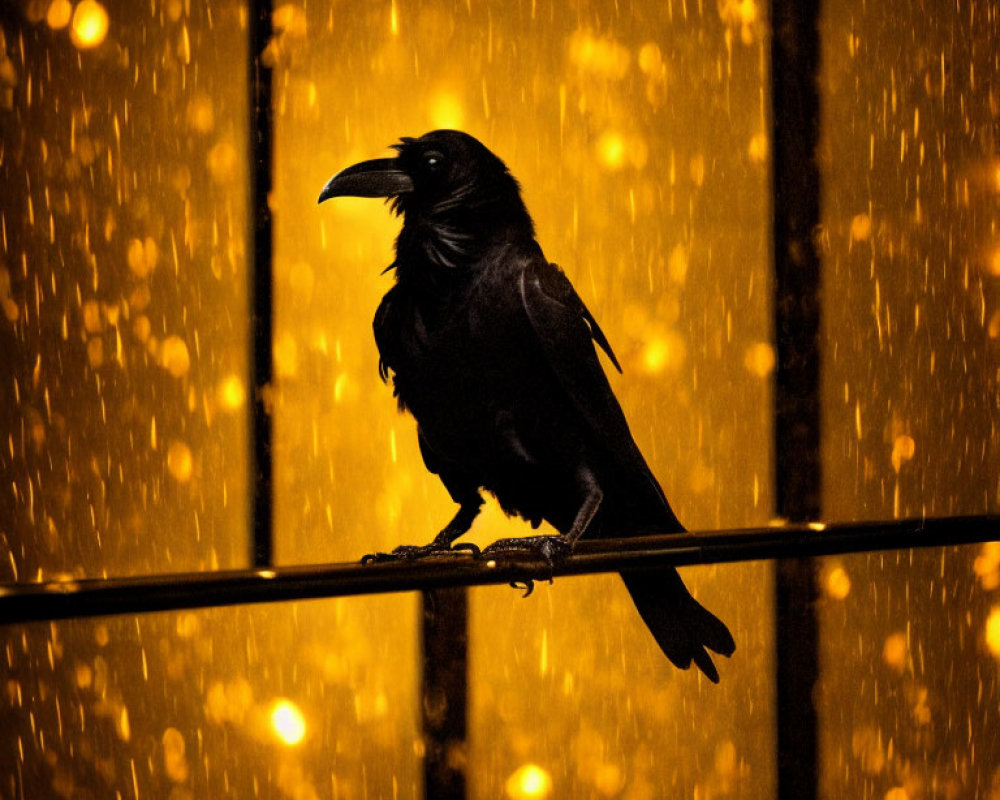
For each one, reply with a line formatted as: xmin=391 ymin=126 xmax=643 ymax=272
xmin=0 ymin=0 xmax=998 ymax=797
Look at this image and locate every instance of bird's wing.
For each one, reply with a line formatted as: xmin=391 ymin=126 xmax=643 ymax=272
xmin=518 ymin=257 xmax=670 ymax=510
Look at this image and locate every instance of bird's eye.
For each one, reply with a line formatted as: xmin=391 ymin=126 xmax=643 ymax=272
xmin=422 ymin=152 xmax=444 ymax=172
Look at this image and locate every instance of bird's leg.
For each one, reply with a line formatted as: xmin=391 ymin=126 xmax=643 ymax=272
xmin=361 ymin=495 xmax=483 ymax=564
xmin=481 ymin=469 xmax=603 ymax=589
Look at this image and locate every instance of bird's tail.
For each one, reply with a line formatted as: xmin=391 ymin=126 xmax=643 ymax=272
xmin=621 ymin=568 xmax=735 ymax=683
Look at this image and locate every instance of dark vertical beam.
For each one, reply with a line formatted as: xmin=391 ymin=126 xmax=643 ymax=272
xmin=248 ymin=0 xmax=274 ymax=568
xmin=770 ymin=1 xmax=823 ymax=799
xmin=420 ymin=589 xmax=469 ymax=800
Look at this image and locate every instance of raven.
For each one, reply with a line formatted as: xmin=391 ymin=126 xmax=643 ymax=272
xmin=318 ymin=130 xmax=734 ymax=682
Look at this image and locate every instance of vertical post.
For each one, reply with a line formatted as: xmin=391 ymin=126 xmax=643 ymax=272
xmin=248 ymin=0 xmax=274 ymax=568
xmin=421 ymin=589 xmax=469 ymax=800
xmin=770 ymin=1 xmax=823 ymax=799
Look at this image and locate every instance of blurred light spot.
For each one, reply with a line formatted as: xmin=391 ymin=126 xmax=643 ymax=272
xmin=167 ymin=441 xmax=193 ymax=483
xmin=568 ymin=30 xmax=630 ymax=79
xmin=851 ymin=726 xmax=885 ymax=775
xmin=82 ymin=300 xmax=103 ymax=333
xmin=988 ymin=310 xmax=1000 ymax=339
xmin=162 ymin=727 xmax=189 ymax=783
xmin=597 ymin=132 xmax=626 ymax=170
xmin=667 ymin=243 xmax=688 ymax=284
xmin=824 ymin=565 xmax=851 ymax=599
xmin=429 ymin=92 xmax=464 ymax=129
xmin=95 ymin=624 xmax=110 ymax=647
xmin=974 ymin=542 xmax=1000 ymax=590
xmin=640 ymin=331 xmax=686 ymax=374
xmin=748 ymin=132 xmax=768 ymax=164
xmin=207 ymin=141 xmax=239 ymax=184
xmin=850 ymin=213 xmax=872 ymax=242
xmin=161 ymin=336 xmax=191 ymax=378
xmin=882 ymin=632 xmax=907 ymax=671
xmin=270 ymin=699 xmax=306 ymax=746
xmin=132 ymin=315 xmax=151 ymax=343
xmin=390 ymin=0 xmax=399 ymax=34
xmin=885 ymin=788 xmax=910 ymax=800
xmin=205 ymin=679 xmax=253 ymax=725
xmin=217 ymin=375 xmax=246 ymax=411
xmin=890 ymin=434 xmax=915 ymax=473
xmin=175 ymin=612 xmax=200 ymax=639
xmin=744 ymin=342 xmax=775 ymax=377
xmin=637 ymin=42 xmax=662 ymax=74
xmin=187 ymin=94 xmax=215 ymax=134
xmin=594 ymin=763 xmax=625 ymax=795
xmin=987 ymin=607 xmax=1000 ymax=658
xmin=273 ymin=4 xmax=308 ymax=37
xmin=75 ymin=662 xmax=93 ymax=688
xmin=127 ymin=237 xmax=159 ymax=278
xmin=86 ymin=337 xmax=104 ymax=368
xmin=987 ymin=248 xmax=1000 ymax=277
xmin=714 ymin=741 xmax=737 ymax=776
xmin=505 ymin=763 xmax=553 ymax=800
xmin=71 ymin=1 xmax=109 ymax=49
xmin=47 ymin=0 xmax=73 ymax=29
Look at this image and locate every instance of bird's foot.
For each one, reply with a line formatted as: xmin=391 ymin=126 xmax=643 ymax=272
xmin=360 ymin=540 xmax=480 ymax=565
xmin=480 ymin=535 xmax=572 ymax=596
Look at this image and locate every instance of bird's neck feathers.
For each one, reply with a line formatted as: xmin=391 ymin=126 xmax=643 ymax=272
xmin=391 ymin=175 xmax=535 ymax=277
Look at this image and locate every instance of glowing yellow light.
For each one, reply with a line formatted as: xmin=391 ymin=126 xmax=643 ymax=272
xmin=86 ymin=337 xmax=104 ymax=368
xmin=390 ymin=0 xmax=399 ymax=35
xmin=743 ymin=342 xmax=775 ymax=377
xmin=882 ymin=632 xmax=907 ymax=670
xmin=986 ymin=607 xmax=1000 ymax=658
xmin=748 ymin=132 xmax=768 ymax=164
xmin=71 ymin=1 xmax=110 ymax=49
xmin=667 ymin=243 xmax=688 ymax=284
xmin=47 ymin=0 xmax=73 ymax=30
xmin=885 ymin=788 xmax=910 ymax=800
xmin=217 ymin=375 xmax=246 ymax=411
xmin=127 ymin=236 xmax=159 ymax=278
xmin=987 ymin=248 xmax=1000 ymax=277
xmin=568 ymin=31 xmax=630 ymax=79
xmin=161 ymin=335 xmax=191 ymax=378
xmin=640 ymin=331 xmax=686 ymax=374
xmin=207 ymin=141 xmax=238 ymax=185
xmin=270 ymin=699 xmax=306 ymax=746
xmin=988 ymin=310 xmax=1000 ymax=340
xmin=166 ymin=441 xmax=193 ymax=483
xmin=505 ymin=763 xmax=553 ymax=800
xmin=824 ymin=565 xmax=851 ymax=599
xmin=429 ymin=92 xmax=464 ymax=130
xmin=162 ymin=727 xmax=189 ymax=783
xmin=597 ymin=131 xmax=626 ymax=170
xmin=890 ymin=434 xmax=915 ymax=473
xmin=850 ymin=213 xmax=872 ymax=242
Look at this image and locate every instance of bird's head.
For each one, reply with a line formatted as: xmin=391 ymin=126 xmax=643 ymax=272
xmin=318 ymin=130 xmax=532 ymax=232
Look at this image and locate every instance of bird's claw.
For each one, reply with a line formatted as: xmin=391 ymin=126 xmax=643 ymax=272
xmin=360 ymin=540 xmax=480 ymax=565
xmin=480 ymin=535 xmax=572 ymax=594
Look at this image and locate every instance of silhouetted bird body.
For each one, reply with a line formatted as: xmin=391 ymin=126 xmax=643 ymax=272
xmin=319 ymin=130 xmax=735 ymax=682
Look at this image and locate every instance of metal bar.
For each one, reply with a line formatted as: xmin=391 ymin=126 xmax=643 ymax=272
xmin=1 ymin=515 xmax=996 ymax=625
xmin=421 ymin=589 xmax=469 ymax=800
xmin=769 ymin=0 xmax=824 ymax=798
xmin=248 ymin=0 xmax=275 ymax=568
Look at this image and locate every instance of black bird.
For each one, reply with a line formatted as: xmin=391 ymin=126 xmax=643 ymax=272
xmin=318 ymin=130 xmax=735 ymax=682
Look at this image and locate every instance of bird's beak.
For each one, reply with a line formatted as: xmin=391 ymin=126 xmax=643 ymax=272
xmin=317 ymin=158 xmax=414 ymax=203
